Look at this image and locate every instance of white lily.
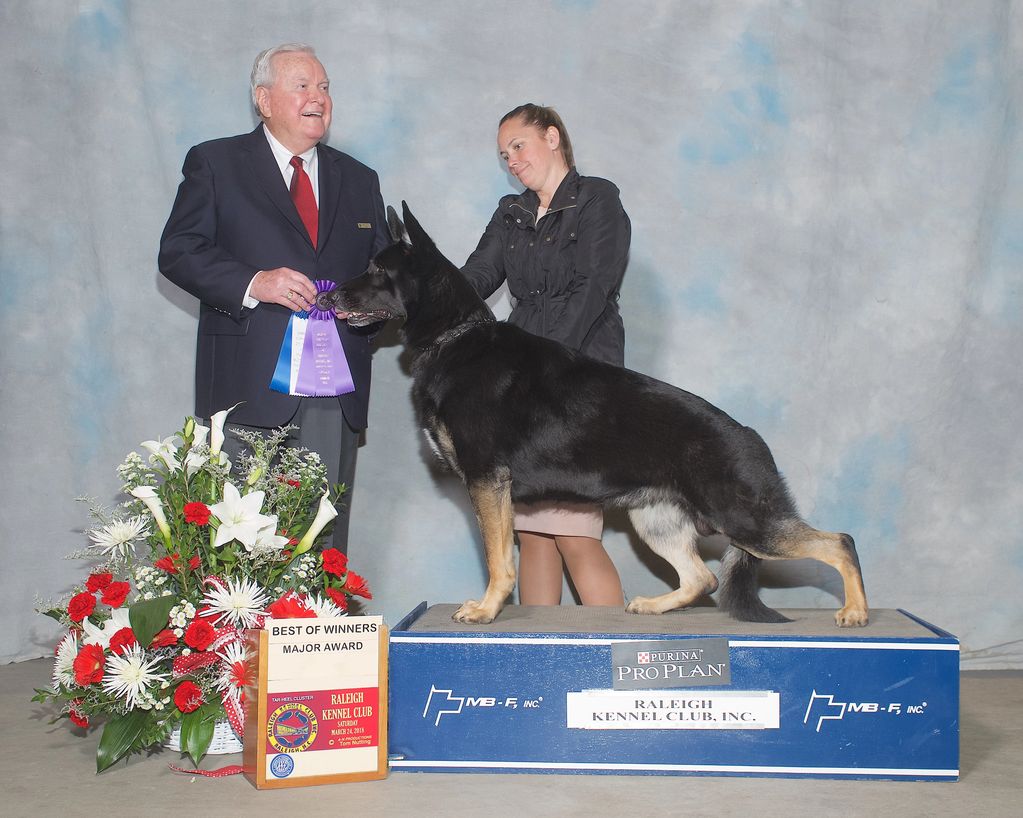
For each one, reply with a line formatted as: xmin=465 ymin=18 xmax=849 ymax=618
xmin=189 ymin=418 xmax=210 ymax=448
xmin=82 ymin=608 xmax=133 ymax=649
xmin=209 ymin=482 xmax=276 ymax=549
xmin=130 ymin=486 xmax=171 ymax=548
xmin=141 ymin=435 xmax=181 ymax=473
xmin=183 ymin=448 xmax=209 ymax=477
xmin=248 ymin=521 xmax=290 ymax=554
xmin=292 ymin=490 xmax=338 ymax=556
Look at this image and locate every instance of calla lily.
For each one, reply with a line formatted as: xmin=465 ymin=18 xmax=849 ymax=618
xmin=209 ymin=482 xmax=276 ymax=549
xmin=141 ymin=435 xmax=181 ymax=473
xmin=130 ymin=486 xmax=171 ymax=548
xmin=209 ymin=403 xmax=241 ymax=458
xmin=292 ymin=491 xmax=338 ymax=556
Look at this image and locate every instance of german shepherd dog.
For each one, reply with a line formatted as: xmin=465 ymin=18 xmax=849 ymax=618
xmin=320 ymin=203 xmax=868 ymax=628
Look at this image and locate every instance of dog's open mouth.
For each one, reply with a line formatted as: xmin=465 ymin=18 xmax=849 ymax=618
xmin=343 ymin=310 xmax=393 ymax=327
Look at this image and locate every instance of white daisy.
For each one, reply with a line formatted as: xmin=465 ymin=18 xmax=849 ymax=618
xmin=87 ymin=515 xmax=150 ymax=557
xmin=215 ymin=641 xmax=251 ymax=702
xmin=53 ymin=632 xmax=79 ymax=689
xmin=307 ymin=593 xmax=347 ymax=619
xmin=81 ymin=608 xmax=133 ymax=650
xmin=201 ymin=577 xmax=269 ymax=628
xmin=102 ymin=644 xmax=167 ymax=709
xmin=209 ymin=483 xmax=276 ymax=549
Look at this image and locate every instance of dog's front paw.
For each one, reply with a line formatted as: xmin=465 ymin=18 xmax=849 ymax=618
xmin=452 ymin=599 xmax=497 ymax=625
xmin=835 ymin=605 xmax=869 ymax=627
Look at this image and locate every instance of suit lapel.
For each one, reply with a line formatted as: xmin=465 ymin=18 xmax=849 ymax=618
xmin=241 ymin=126 xmax=312 ymax=248
xmin=316 ymin=144 xmax=344 ymax=252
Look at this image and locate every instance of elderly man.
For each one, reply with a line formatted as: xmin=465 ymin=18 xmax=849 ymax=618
xmin=159 ymin=43 xmax=390 ymax=552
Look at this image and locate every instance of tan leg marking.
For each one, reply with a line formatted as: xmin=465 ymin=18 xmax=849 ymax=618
xmin=453 ymin=471 xmax=515 ymax=624
xmin=768 ymin=522 xmax=869 ymax=627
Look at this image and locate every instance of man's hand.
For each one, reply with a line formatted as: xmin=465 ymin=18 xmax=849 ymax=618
xmin=250 ymin=268 xmax=318 ymax=311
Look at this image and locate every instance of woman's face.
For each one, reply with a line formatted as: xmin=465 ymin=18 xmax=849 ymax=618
xmin=497 ymin=117 xmax=565 ymax=194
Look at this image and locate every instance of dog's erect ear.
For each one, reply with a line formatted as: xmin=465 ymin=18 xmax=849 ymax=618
xmin=386 ymin=205 xmax=408 ymax=244
xmin=401 ymin=201 xmax=438 ymax=254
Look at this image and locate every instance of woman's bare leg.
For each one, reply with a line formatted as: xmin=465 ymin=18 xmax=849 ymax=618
xmin=517 ymin=531 xmax=565 ymax=605
xmin=556 ymin=536 xmax=625 ymax=606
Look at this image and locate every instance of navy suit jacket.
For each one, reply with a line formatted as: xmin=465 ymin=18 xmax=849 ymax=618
xmin=159 ymin=126 xmax=389 ymax=430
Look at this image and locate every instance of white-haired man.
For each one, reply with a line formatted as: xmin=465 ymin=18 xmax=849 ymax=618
xmin=160 ymin=44 xmax=390 ymax=551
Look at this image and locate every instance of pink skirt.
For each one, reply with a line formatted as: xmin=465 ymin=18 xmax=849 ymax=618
xmin=514 ymin=501 xmax=603 ymax=538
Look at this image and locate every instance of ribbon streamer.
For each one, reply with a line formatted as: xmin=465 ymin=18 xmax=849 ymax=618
xmin=270 ymin=280 xmax=355 ymax=396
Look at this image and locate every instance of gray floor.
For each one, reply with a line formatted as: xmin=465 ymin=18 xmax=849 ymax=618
xmin=6 ymin=657 xmax=1021 ymax=817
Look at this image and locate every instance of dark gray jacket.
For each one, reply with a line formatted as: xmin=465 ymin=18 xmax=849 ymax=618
xmin=461 ymin=169 xmax=630 ymax=366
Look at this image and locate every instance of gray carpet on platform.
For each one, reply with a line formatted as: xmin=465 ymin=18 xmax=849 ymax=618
xmin=8 ymin=651 xmax=1022 ymax=816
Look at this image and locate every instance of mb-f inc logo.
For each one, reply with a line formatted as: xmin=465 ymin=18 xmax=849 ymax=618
xmin=422 ymin=685 xmax=542 ymax=726
xmin=803 ymin=689 xmax=929 ymax=732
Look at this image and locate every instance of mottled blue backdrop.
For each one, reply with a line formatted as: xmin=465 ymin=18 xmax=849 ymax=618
xmin=2 ymin=1 xmax=1020 ymax=668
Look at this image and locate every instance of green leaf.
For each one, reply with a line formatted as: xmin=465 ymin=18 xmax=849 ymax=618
xmin=32 ymin=686 xmax=59 ymax=704
xmin=181 ymin=705 xmax=219 ymax=766
xmin=129 ymin=595 xmax=179 ymax=649
xmin=40 ymin=607 xmax=66 ymax=623
xmin=97 ymin=710 xmax=150 ymax=772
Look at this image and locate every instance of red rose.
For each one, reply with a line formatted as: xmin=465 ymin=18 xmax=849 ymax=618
xmin=183 ymin=502 xmax=211 ymax=526
xmin=325 ymin=587 xmax=349 ymax=612
xmin=183 ymin=619 xmax=216 ymax=651
xmin=72 ymin=644 xmax=105 ymax=686
xmin=343 ymin=571 xmax=372 ymax=600
xmin=67 ymin=592 xmax=97 ymax=623
xmin=101 ymin=581 xmax=130 ymax=608
xmin=85 ymin=573 xmax=113 ymax=593
xmin=321 ymin=548 xmax=348 ymax=577
xmin=266 ymin=592 xmax=316 ymax=619
xmin=68 ymin=699 xmax=89 ymax=728
xmin=150 ymin=629 xmax=178 ymax=648
xmin=108 ymin=627 xmax=137 ymax=655
xmin=173 ymin=680 xmax=204 ymax=714
xmin=287 ymin=479 xmax=301 ymax=488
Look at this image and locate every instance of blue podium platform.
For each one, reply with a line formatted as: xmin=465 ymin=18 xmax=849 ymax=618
xmin=387 ymin=604 xmax=959 ymax=780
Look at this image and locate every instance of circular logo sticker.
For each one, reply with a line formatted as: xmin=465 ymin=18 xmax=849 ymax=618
xmin=269 ymin=753 xmax=295 ymax=778
xmin=267 ymin=703 xmax=318 ymax=753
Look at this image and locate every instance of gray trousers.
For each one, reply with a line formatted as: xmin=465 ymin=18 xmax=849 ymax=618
xmin=217 ymin=399 xmax=361 ymax=553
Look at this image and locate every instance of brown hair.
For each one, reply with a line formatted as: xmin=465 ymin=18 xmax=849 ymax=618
xmin=500 ymin=103 xmax=575 ymax=169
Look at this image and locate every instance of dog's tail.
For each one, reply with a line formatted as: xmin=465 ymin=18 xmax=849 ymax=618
xmin=717 ymin=546 xmax=792 ymax=623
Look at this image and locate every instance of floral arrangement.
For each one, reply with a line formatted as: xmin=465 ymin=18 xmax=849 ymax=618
xmin=33 ymin=408 xmax=372 ymax=772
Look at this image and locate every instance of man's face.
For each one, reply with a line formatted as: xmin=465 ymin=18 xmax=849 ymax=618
xmin=256 ymin=52 xmax=332 ymax=154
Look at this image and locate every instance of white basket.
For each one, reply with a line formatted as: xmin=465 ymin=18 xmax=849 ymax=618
xmin=166 ymin=718 xmax=243 ymax=755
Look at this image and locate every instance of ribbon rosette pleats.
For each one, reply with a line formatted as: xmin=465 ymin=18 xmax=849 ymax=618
xmin=271 ymin=280 xmax=355 ymax=396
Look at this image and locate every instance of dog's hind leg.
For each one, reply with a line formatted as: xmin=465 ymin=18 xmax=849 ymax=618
xmin=453 ymin=469 xmax=516 ymax=625
xmin=718 ymin=547 xmax=792 ymax=624
xmin=625 ymin=503 xmax=719 ymax=615
xmin=766 ymin=519 xmax=869 ymax=627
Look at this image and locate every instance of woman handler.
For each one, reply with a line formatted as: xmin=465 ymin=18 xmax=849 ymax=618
xmin=461 ymin=103 xmax=631 ymax=606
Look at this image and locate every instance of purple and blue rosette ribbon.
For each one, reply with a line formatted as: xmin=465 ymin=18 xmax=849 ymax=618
xmin=270 ymin=280 xmax=355 ymax=396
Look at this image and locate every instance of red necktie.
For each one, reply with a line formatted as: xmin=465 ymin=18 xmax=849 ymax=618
xmin=289 ymin=155 xmax=318 ymax=247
